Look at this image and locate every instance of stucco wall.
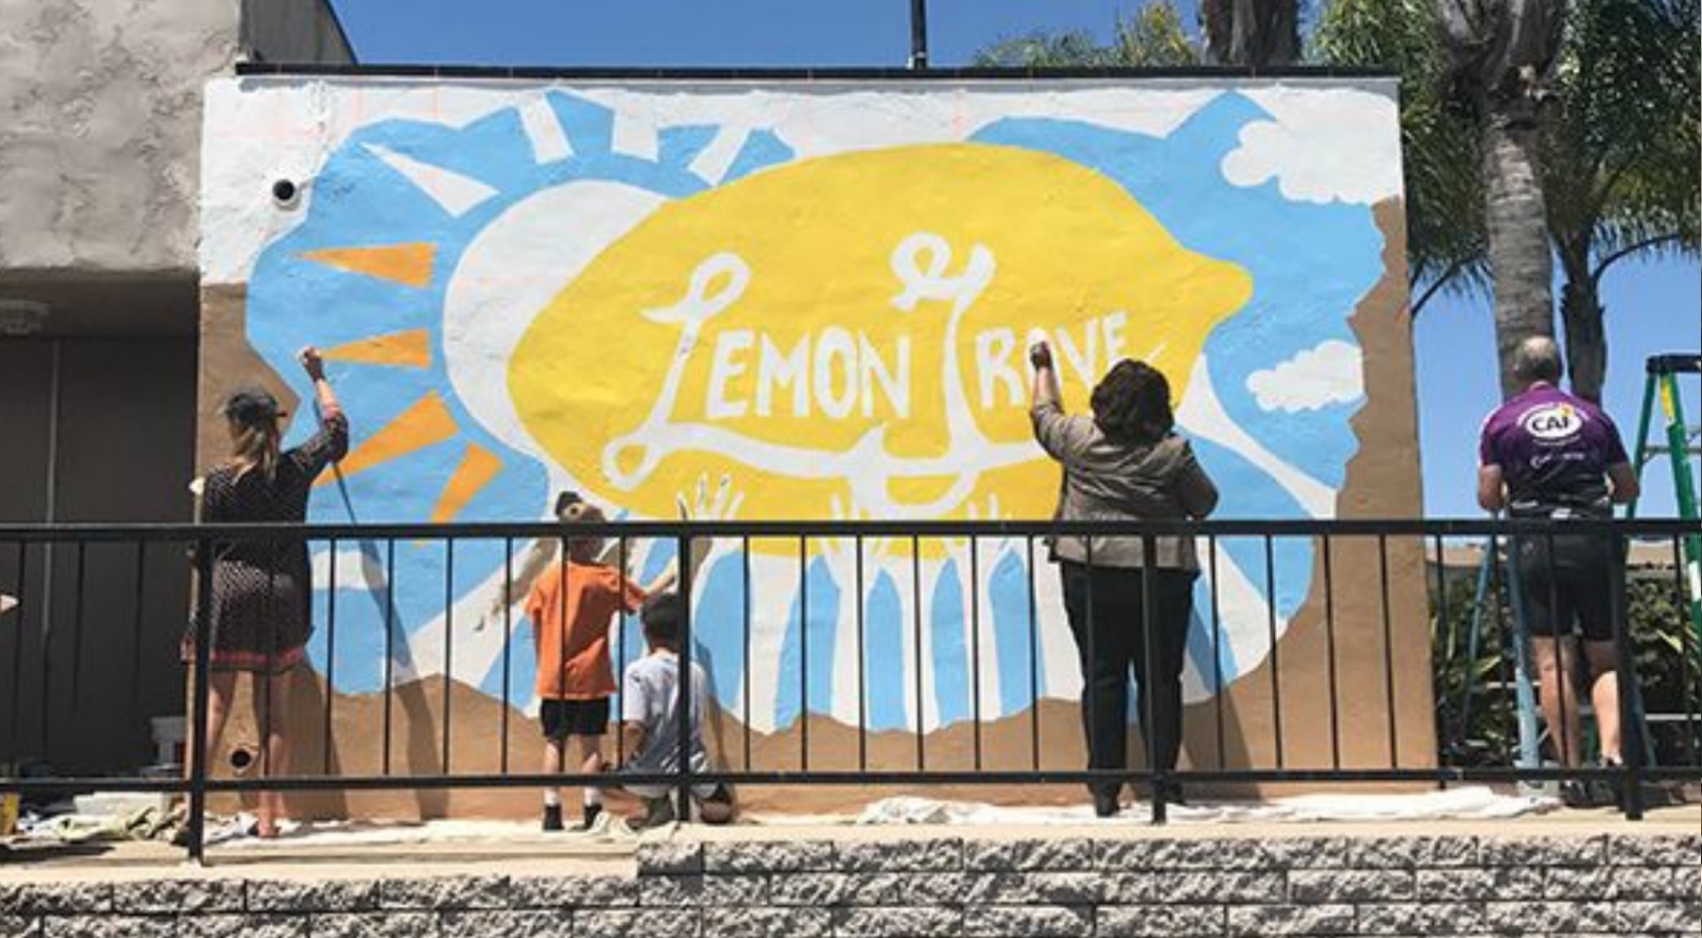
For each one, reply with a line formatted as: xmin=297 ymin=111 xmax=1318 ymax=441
xmin=0 ymin=0 xmax=240 ymax=275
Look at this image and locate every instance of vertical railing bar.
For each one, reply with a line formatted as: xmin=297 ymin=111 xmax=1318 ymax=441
xmin=617 ymin=535 xmax=628 ymax=768
xmin=1084 ymin=536 xmax=1098 ymax=806
xmin=262 ymin=564 xmax=278 ymax=779
xmin=500 ymin=537 xmax=513 ymax=775
xmin=969 ymin=534 xmax=982 ymax=771
xmin=383 ymin=538 xmax=395 ymax=776
xmin=185 ymin=535 xmax=215 ymax=864
xmin=69 ymin=541 xmax=87 ymax=714
xmin=1263 ymin=535 xmax=1283 ymax=770
xmin=1323 ymin=533 xmax=1341 ymax=771
xmin=799 ymin=533 xmax=809 ymax=772
xmin=1673 ymin=535 xmax=1698 ymax=765
xmin=1547 ymin=530 xmax=1570 ymax=770
xmin=38 ymin=541 xmax=53 ymax=763
xmin=129 ymin=542 xmax=148 ymax=743
xmin=1610 ymin=527 xmax=1643 ymax=819
xmin=1142 ymin=534 xmax=1166 ymax=825
xmin=67 ymin=537 xmax=86 ymax=738
xmin=742 ymin=534 xmax=752 ymax=772
xmin=6 ymin=543 xmax=26 ymax=758
xmin=1210 ymin=535 xmax=1225 ymax=771
xmin=912 ymin=534 xmax=924 ymax=771
xmin=1489 ymin=532 xmax=1517 ymax=768
xmin=676 ymin=532 xmax=695 ymax=821
xmin=1025 ymin=534 xmax=1040 ymax=772
xmin=442 ymin=536 xmax=454 ymax=774
xmin=323 ymin=536 xmax=338 ymax=776
xmin=855 ymin=533 xmax=867 ymax=772
xmin=1378 ymin=533 xmax=1400 ymax=766
xmin=1431 ymin=533 xmax=1449 ymax=784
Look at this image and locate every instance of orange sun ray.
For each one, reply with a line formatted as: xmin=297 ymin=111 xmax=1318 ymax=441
xmin=300 ymin=243 xmax=436 ymax=287
xmin=429 ymin=443 xmax=504 ymax=523
xmin=322 ymin=329 xmax=432 ymax=369
xmin=316 ymin=391 xmax=457 ymax=487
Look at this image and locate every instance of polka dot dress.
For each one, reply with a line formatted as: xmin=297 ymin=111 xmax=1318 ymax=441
xmin=184 ymin=411 xmax=348 ymax=673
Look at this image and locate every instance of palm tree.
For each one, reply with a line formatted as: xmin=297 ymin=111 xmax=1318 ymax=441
xmin=1322 ymin=0 xmax=1699 ymax=402
xmin=1544 ymin=0 xmax=1699 ymax=401
xmin=1436 ymin=0 xmax=1567 ymax=400
xmin=1201 ymin=0 xmax=1302 ymax=67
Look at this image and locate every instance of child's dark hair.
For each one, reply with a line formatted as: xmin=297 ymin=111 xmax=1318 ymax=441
xmin=1090 ymin=359 xmax=1173 ymax=444
xmin=640 ymin=593 xmax=683 ymax=647
xmin=554 ymin=490 xmax=584 ymax=517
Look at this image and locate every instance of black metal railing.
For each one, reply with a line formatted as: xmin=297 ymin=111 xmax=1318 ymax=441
xmin=1 ymin=517 xmax=1697 ymax=862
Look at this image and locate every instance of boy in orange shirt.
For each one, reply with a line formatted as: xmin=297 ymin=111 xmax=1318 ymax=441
xmin=525 ymin=499 xmax=675 ymax=831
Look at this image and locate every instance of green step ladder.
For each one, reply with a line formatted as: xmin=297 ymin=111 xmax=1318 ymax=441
xmin=1626 ymin=353 xmax=1702 ymax=640
xmin=1626 ymin=353 xmax=1702 ymax=769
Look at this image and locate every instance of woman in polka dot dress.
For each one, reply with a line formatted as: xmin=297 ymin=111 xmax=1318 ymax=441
xmin=183 ymin=346 xmax=347 ymax=838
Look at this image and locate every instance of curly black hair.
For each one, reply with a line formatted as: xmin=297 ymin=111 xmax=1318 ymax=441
xmin=1090 ymin=359 xmax=1173 ymax=444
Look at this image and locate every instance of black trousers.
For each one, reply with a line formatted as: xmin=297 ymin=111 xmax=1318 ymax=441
xmin=1059 ymin=561 xmax=1196 ymax=791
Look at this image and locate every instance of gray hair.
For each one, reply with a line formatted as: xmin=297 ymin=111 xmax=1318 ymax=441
xmin=1512 ymin=336 xmax=1564 ymax=384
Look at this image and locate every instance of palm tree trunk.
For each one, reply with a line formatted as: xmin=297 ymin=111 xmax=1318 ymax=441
xmin=1560 ymin=272 xmax=1608 ymax=404
xmin=1481 ymin=112 xmax=1556 ymax=400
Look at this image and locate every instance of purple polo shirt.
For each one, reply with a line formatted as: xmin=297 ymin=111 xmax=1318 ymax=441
xmin=1478 ymin=383 xmax=1629 ymax=516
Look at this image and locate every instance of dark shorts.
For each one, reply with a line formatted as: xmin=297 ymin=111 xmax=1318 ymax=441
xmin=1514 ymin=533 xmax=1621 ymax=642
xmin=540 ymin=698 xmax=611 ymax=740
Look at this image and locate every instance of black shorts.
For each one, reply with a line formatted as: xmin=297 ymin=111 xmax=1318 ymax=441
xmin=1514 ymin=533 xmax=1621 ymax=642
xmin=539 ymin=698 xmax=611 ymax=740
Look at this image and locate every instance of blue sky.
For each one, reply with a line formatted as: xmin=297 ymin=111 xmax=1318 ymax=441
xmin=328 ymin=0 xmax=1701 ymax=518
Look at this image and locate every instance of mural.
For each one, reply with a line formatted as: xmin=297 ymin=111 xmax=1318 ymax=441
xmin=200 ymin=78 xmax=1407 ymax=739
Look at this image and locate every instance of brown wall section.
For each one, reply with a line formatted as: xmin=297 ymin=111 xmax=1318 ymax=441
xmin=1172 ymin=197 xmax=1434 ymax=784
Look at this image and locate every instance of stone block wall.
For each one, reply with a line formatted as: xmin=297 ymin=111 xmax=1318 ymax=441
xmin=2 ymin=833 xmax=1698 ymax=937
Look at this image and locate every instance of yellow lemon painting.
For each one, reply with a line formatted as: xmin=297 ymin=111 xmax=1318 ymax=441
xmin=511 ymin=143 xmax=1251 ymax=523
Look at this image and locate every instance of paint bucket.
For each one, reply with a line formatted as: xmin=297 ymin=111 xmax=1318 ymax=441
xmin=0 ymin=762 xmax=16 ymax=837
xmin=150 ymin=716 xmax=186 ymax=766
xmin=0 ymin=791 xmax=16 ymax=838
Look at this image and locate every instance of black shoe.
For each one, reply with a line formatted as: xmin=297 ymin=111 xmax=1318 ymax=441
xmin=574 ymin=803 xmax=604 ymax=832
xmin=1590 ymin=758 xmax=1626 ymax=810
xmin=1155 ymin=780 xmax=1187 ymax=806
xmin=542 ymin=804 xmax=564 ymax=832
xmin=626 ymin=797 xmax=677 ymax=832
xmin=1559 ymin=779 xmax=1594 ymax=809
xmin=1092 ymin=788 xmax=1120 ymax=818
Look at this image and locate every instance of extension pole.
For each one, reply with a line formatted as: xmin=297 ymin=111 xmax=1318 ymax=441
xmin=909 ymin=0 xmax=929 ymax=69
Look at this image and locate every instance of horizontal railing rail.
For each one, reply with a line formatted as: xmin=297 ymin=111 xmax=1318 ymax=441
xmin=2 ymin=517 xmax=1699 ymax=540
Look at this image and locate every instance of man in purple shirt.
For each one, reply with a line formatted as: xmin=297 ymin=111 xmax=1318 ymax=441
xmin=1478 ymin=337 xmax=1639 ymax=800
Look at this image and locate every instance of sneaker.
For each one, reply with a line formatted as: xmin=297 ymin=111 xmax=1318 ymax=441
xmin=542 ymin=804 xmax=564 ymax=832
xmin=573 ymin=803 xmax=604 ymax=832
xmin=626 ymin=797 xmax=677 ymax=832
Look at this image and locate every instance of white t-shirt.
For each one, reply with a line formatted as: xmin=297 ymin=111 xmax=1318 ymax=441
xmin=621 ymin=650 xmax=713 ymax=797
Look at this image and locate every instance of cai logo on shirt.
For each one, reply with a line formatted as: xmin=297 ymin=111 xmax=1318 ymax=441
xmin=1518 ymin=402 xmax=1585 ymax=441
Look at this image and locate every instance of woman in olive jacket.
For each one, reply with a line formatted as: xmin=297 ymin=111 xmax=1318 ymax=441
xmin=1028 ymin=338 xmax=1218 ymax=817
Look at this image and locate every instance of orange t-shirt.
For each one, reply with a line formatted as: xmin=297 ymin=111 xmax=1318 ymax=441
xmin=526 ymin=560 xmax=646 ymax=700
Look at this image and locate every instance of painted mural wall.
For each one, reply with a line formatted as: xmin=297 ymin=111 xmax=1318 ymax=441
xmin=199 ymin=77 xmax=1426 ymax=777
